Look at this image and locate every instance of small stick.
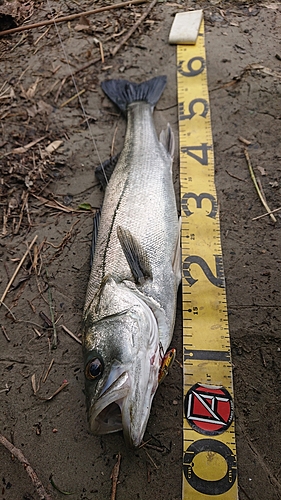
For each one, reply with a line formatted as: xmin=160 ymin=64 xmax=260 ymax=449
xmin=138 ymin=438 xmax=152 ymax=449
xmin=111 ymin=0 xmax=158 ymax=57
xmin=238 ymin=136 xmax=251 ymax=146
xmin=14 ymin=191 xmax=29 ymax=235
xmin=60 ymin=88 xmax=85 ymax=108
xmin=42 ymin=359 xmax=54 ymax=383
xmin=45 ymin=271 xmax=57 ymax=350
xmin=0 ymin=0 xmax=148 ymax=37
xmin=110 ymin=453 xmax=121 ymax=500
xmin=34 ymin=26 xmax=52 ymax=46
xmin=252 ymin=206 xmax=281 ymax=221
xmin=0 ymin=433 xmax=53 ymax=500
xmin=39 ymin=311 xmax=52 ymax=328
xmin=33 ymin=327 xmax=42 ymax=337
xmin=38 ymin=379 xmax=69 ymax=401
xmin=143 ymin=443 xmax=165 ymax=453
xmin=226 ymin=170 xmax=247 ymax=182
xmin=54 ymin=76 xmax=66 ymax=103
xmin=144 ymin=449 xmax=159 ymax=470
xmin=72 ymin=56 xmax=101 ymax=76
xmin=61 ymin=324 xmax=82 ymax=344
xmin=0 ymin=235 xmax=38 ymax=307
xmin=42 ymin=80 xmax=60 ymax=97
xmin=1 ymin=325 xmax=10 ymax=342
xmin=0 ymin=301 xmax=17 ymax=321
xmin=244 ymin=148 xmax=276 ymax=223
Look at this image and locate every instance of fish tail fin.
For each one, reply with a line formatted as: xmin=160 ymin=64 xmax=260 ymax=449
xmin=101 ymin=76 xmax=167 ymax=113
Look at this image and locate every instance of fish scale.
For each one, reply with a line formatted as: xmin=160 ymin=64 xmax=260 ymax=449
xmin=85 ymin=102 xmax=178 ymax=333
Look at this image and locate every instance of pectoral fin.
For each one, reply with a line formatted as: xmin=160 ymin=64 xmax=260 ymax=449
xmin=117 ymin=226 xmax=152 ymax=285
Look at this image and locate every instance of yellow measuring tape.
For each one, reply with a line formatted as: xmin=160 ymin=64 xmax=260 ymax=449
xmin=177 ymin=20 xmax=238 ymax=499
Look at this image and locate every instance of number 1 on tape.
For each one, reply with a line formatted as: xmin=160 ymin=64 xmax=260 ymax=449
xmin=177 ymin=20 xmax=239 ymax=499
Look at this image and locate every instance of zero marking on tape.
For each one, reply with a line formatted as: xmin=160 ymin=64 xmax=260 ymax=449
xmin=177 ymin=19 xmax=239 ymax=500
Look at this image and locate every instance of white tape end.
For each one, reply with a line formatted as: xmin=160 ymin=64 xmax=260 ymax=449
xmin=169 ymin=10 xmax=203 ymax=45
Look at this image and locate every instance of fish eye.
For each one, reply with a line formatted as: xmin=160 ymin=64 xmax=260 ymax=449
xmin=85 ymin=358 xmax=103 ymax=380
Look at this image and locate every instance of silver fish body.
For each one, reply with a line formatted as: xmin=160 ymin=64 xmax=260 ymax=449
xmin=82 ymin=77 xmax=181 ymax=447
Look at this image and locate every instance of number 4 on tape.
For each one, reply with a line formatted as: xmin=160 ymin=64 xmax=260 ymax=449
xmin=170 ymin=10 xmax=239 ymax=500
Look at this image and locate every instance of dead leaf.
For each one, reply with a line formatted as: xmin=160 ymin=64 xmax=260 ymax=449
xmin=26 ymin=77 xmax=41 ymax=99
xmin=11 ymin=135 xmax=47 ymax=154
xmin=37 ymin=100 xmax=53 ymax=114
xmin=25 ymin=175 xmax=33 ymax=188
xmin=74 ymin=15 xmax=92 ymax=32
xmin=31 ymin=373 xmax=40 ymax=394
xmin=0 ymin=82 xmax=15 ymax=100
xmin=45 ymin=140 xmax=63 ymax=154
xmin=257 ymin=166 xmax=267 ymax=176
xmin=8 ymin=197 xmax=18 ymax=210
xmin=27 ymin=100 xmax=53 ymax=118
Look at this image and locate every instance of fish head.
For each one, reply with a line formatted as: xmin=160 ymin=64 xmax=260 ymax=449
xmin=83 ymin=283 xmax=160 ymax=447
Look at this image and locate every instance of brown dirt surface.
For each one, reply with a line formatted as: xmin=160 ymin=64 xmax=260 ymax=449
xmin=1 ymin=1 xmax=281 ymax=499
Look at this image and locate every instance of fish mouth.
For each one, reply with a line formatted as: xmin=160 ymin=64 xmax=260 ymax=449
xmin=88 ymin=371 xmax=130 ymax=435
xmin=88 ymin=365 xmax=158 ymax=447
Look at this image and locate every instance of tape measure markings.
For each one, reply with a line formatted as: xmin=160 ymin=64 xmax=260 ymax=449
xmin=177 ymin=20 xmax=238 ymax=500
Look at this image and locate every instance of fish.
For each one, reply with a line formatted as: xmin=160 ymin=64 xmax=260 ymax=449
xmin=82 ymin=76 xmax=181 ymax=447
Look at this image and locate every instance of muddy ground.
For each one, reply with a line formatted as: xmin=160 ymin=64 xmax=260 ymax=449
xmin=1 ymin=0 xmax=281 ymax=499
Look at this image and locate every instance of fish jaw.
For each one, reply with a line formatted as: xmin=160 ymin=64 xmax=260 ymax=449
xmin=121 ymin=343 xmax=161 ymax=448
xmin=83 ymin=286 xmax=161 ymax=446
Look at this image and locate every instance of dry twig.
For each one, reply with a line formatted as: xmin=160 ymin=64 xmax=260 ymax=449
xmin=37 ymin=380 xmax=69 ymax=401
xmin=0 ymin=433 xmax=53 ymax=500
xmin=252 ymin=206 xmax=281 ymax=221
xmin=0 ymin=0 xmax=148 ymax=36
xmin=61 ymin=324 xmax=82 ymax=344
xmin=0 ymin=235 xmax=38 ymax=308
xmin=60 ymin=89 xmax=85 ymax=108
xmin=144 ymin=449 xmax=159 ymax=470
xmin=226 ymin=170 xmax=247 ymax=182
xmin=42 ymin=359 xmax=54 ymax=383
xmin=244 ymin=148 xmax=276 ymax=223
xmin=110 ymin=453 xmax=121 ymax=500
xmin=1 ymin=325 xmax=10 ymax=342
xmin=111 ymin=0 xmax=158 ymax=57
xmin=44 ymin=269 xmax=57 ymax=349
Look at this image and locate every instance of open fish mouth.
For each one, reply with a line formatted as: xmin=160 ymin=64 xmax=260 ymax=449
xmin=88 ymin=371 xmax=130 ymax=435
